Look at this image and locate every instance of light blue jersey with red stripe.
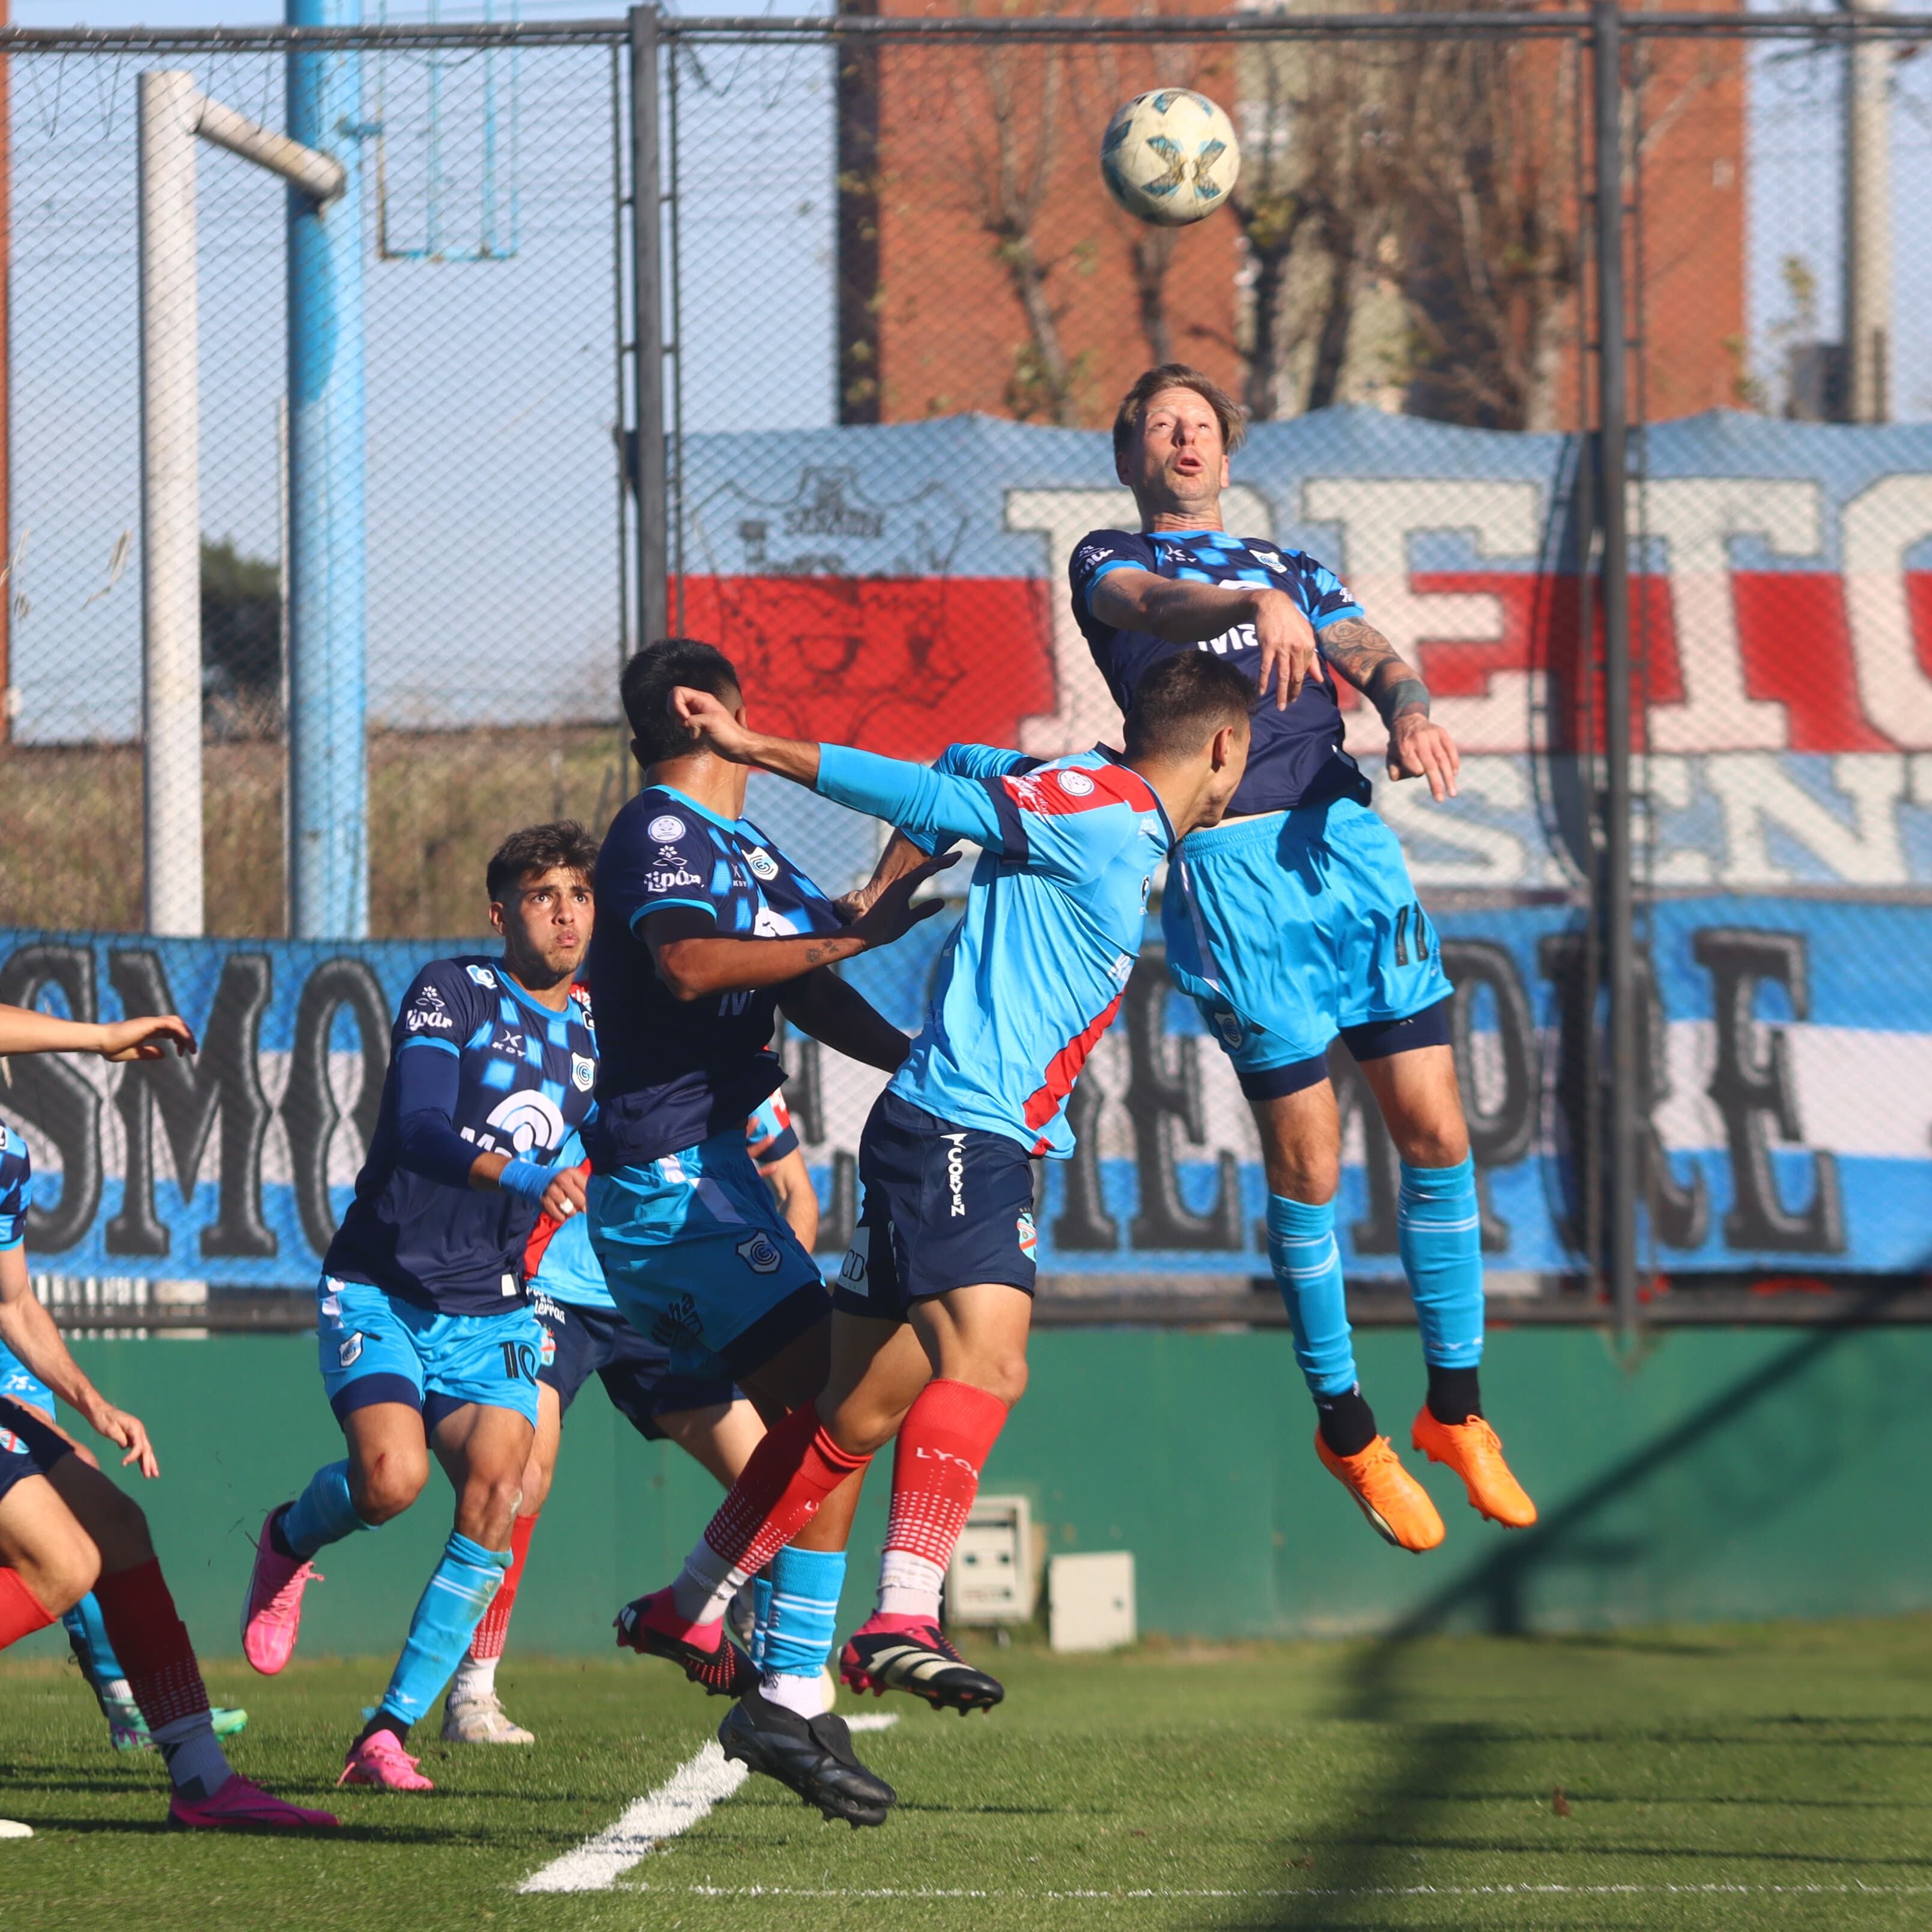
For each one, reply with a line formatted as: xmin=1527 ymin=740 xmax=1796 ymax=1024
xmin=814 ymin=741 xmax=1173 ymax=1158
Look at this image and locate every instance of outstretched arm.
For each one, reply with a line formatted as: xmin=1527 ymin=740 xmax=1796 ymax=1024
xmin=0 ymin=1004 xmax=196 ymax=1062
xmin=0 ymin=1247 xmax=159 ymax=1476
xmin=1318 ymin=616 xmax=1460 ymax=802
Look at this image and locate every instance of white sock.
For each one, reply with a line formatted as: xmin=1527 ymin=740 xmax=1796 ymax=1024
xmin=670 ymin=1546 xmax=747 ymax=1626
xmin=102 ymin=1677 xmax=135 ymax=1708
xmin=449 ymin=1651 xmax=499 ymax=1704
xmin=759 ymin=1669 xmax=832 ymax=1719
xmin=876 ymin=1549 xmax=945 ymax=1622
xmin=153 ymin=1713 xmax=234 ymax=1798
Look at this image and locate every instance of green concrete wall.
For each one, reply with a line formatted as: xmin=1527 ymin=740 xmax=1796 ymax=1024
xmin=13 ymin=1322 xmax=1929 ymax=1660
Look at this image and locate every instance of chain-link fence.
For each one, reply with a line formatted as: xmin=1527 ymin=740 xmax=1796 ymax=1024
xmin=1 ymin=10 xmax=1928 ymax=1323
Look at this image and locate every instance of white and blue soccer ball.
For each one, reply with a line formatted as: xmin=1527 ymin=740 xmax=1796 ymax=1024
xmin=1099 ymin=88 xmax=1241 ymax=228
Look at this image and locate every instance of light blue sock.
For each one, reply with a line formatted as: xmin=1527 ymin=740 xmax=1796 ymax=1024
xmin=1399 ymin=1155 xmax=1485 ymax=1368
xmin=282 ymin=1460 xmax=376 ymax=1559
xmin=63 ymin=1593 xmax=126 ymax=1700
xmin=1265 ymin=1193 xmax=1357 ymax=1397
xmin=378 ymin=1532 xmax=510 ymax=1729
xmin=750 ymin=1574 xmax=774 ymax=1672
xmin=761 ymin=1546 xmax=845 ymax=1712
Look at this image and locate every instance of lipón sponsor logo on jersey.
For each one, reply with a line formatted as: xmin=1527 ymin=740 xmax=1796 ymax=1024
xmin=406 ymin=986 xmax=453 ymax=1031
xmin=645 ymin=863 xmax=704 ymax=891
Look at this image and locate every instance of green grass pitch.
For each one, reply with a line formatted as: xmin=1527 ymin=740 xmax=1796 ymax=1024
xmin=4 ymin=1617 xmax=1932 ymax=1931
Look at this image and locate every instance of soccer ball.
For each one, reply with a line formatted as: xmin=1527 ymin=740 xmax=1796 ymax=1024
xmin=1099 ymin=89 xmax=1241 ymax=227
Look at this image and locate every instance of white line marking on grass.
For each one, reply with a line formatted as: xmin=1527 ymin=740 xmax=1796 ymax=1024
xmin=519 ymin=1711 xmax=899 ymax=1894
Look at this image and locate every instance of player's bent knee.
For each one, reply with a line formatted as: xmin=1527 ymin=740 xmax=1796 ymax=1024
xmin=352 ymin=1460 xmax=427 ymax=1524
xmin=457 ymin=1474 xmax=524 ymax=1544
xmin=968 ymin=1354 xmax=1027 ymax=1409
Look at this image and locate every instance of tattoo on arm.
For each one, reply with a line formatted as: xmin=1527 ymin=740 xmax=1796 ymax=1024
xmin=1317 ymin=616 xmax=1431 ymax=729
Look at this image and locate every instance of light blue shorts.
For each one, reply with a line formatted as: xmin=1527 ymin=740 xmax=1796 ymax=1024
xmin=317 ymin=1276 xmax=542 ymax=1430
xmin=588 ymin=1131 xmax=828 ymax=1384
xmin=0 ymin=1340 xmax=53 ymax=1421
xmin=1164 ymin=795 xmax=1455 ymax=1083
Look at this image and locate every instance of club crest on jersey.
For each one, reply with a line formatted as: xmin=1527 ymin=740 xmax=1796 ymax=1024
xmin=742 ymin=845 xmax=780 ymax=881
xmin=338 ymin=1331 xmax=365 ymax=1368
xmin=735 ymin=1232 xmax=783 ymax=1275
xmin=571 ymin=1053 xmax=595 ymax=1092
xmin=1056 ymin=768 xmax=1096 ymax=797
xmin=1016 ymin=1211 xmax=1037 ymax=1259
xmin=647 ymin=813 xmax=687 ymax=842
xmin=466 ymin=964 xmax=497 ymax=989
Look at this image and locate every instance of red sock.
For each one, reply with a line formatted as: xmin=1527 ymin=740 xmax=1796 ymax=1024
xmin=0 ymin=1569 xmax=55 ymax=1650
xmin=470 ymin=1514 xmax=538 ymax=1662
xmin=93 ymin=1558 xmax=210 ymax=1730
xmin=697 ymin=1402 xmax=870 ymax=1583
xmin=882 ymin=1379 xmax=1009 ymax=1574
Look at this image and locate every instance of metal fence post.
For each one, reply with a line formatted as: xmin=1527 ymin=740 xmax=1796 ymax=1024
xmin=1594 ymin=0 xmax=1639 ymax=1341
xmin=629 ymin=4 xmax=667 ymax=658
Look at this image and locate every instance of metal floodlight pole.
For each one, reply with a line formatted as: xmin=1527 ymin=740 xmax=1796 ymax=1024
xmin=287 ymin=0 xmax=369 ymax=939
xmin=630 ymin=4 xmax=667 ymax=658
xmin=1844 ymin=0 xmax=1893 ymax=422
xmin=138 ymin=69 xmax=344 ymax=939
xmin=1593 ymin=0 xmax=1639 ymax=1341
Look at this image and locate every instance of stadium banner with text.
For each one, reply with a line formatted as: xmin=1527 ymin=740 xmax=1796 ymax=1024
xmin=0 ymin=906 xmax=1923 ymax=1289
xmin=679 ymin=408 xmax=1932 ymax=896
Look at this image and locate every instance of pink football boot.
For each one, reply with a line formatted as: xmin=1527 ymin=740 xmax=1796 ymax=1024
xmin=169 ymin=1775 xmax=338 ymax=1831
xmin=338 ymin=1730 xmax=435 ymax=1791
xmin=240 ymin=1506 xmax=323 ymax=1675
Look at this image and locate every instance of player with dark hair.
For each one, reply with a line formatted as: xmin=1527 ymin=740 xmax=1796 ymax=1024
xmin=1071 ymin=363 xmax=1536 ymax=1553
xmin=439 ymin=1090 xmax=816 ymax=1745
xmin=0 ymin=1003 xmax=333 ymax=1833
xmin=240 ymin=821 xmax=602 ymax=1792
xmin=615 ymin=650 xmax=1252 ymax=1820
xmin=586 ymin=637 xmax=947 ymax=1810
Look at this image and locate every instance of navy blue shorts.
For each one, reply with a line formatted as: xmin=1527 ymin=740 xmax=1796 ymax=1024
xmin=831 ymin=1091 xmax=1039 ymax=1322
xmin=530 ymin=1293 xmax=738 ymax=1440
xmin=0 ymin=1395 xmax=74 ymax=1505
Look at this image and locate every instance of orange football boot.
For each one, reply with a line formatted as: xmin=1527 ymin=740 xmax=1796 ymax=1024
xmin=1411 ymin=1408 xmax=1538 ymax=1528
xmin=1314 ymin=1433 xmax=1445 ymax=1552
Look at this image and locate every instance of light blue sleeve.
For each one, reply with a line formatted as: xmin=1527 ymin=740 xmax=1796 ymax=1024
xmin=899 ymin=744 xmax=1035 ymax=855
xmin=815 ymin=744 xmax=1016 ymax=854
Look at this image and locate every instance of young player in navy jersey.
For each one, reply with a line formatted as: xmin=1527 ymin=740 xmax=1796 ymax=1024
xmin=439 ymin=1094 xmax=816 ymax=1745
xmin=616 ymin=652 xmax=1251 ymax=1818
xmin=241 ymin=822 xmax=601 ymax=1793
xmin=0 ymin=1003 xmax=333 ymax=1835
xmin=591 ymin=638 xmax=950 ymax=1824
xmin=1070 ymin=364 xmax=1536 ymax=1554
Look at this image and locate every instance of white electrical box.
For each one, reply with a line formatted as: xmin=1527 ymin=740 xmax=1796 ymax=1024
xmin=945 ymin=1493 xmax=1034 ymax=1623
xmin=1048 ymin=1551 xmax=1137 ymax=1653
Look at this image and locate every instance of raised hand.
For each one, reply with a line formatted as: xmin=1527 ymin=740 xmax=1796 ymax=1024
xmin=670 ymin=685 xmax=756 ymax=762
xmin=849 ymin=852 xmax=960 ymax=946
xmin=1253 ymin=587 xmax=1322 ymax=709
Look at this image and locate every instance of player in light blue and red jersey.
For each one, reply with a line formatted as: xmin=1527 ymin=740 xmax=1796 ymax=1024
xmin=1071 ymin=363 xmax=1537 ymax=1554
xmin=616 ymin=650 xmax=1252 ymax=1796
xmin=0 ymin=1003 xmax=332 ymax=1834
xmin=240 ymin=822 xmax=602 ymax=1794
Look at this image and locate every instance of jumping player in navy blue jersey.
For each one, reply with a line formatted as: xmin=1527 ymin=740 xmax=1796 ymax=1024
xmin=1071 ymin=363 xmax=1536 ymax=1554
xmin=0 ymin=1001 xmax=333 ymax=1835
xmin=616 ymin=652 xmax=1252 ymax=1818
xmin=241 ymin=822 xmax=603 ymax=1794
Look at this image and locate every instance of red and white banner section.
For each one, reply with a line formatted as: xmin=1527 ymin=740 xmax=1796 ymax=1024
xmin=0 ymin=908 xmax=1921 ymax=1288
xmin=678 ymin=410 xmax=1932 ymax=892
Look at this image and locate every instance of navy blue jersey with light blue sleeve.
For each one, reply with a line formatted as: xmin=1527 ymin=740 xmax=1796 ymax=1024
xmin=1069 ymin=527 xmax=1370 ymax=816
xmin=323 ymin=958 xmax=598 ymax=1316
xmin=585 ymin=784 xmax=842 ymax=1170
xmin=815 ymin=741 xmax=1170 ymax=1157
xmin=0 ymin=1120 xmax=30 ymax=1251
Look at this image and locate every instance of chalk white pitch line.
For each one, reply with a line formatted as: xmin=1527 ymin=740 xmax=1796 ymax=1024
xmin=519 ymin=1711 xmax=899 ymax=1895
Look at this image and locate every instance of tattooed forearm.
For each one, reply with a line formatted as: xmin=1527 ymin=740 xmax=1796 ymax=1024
xmin=1317 ymin=616 xmax=1431 ymax=729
